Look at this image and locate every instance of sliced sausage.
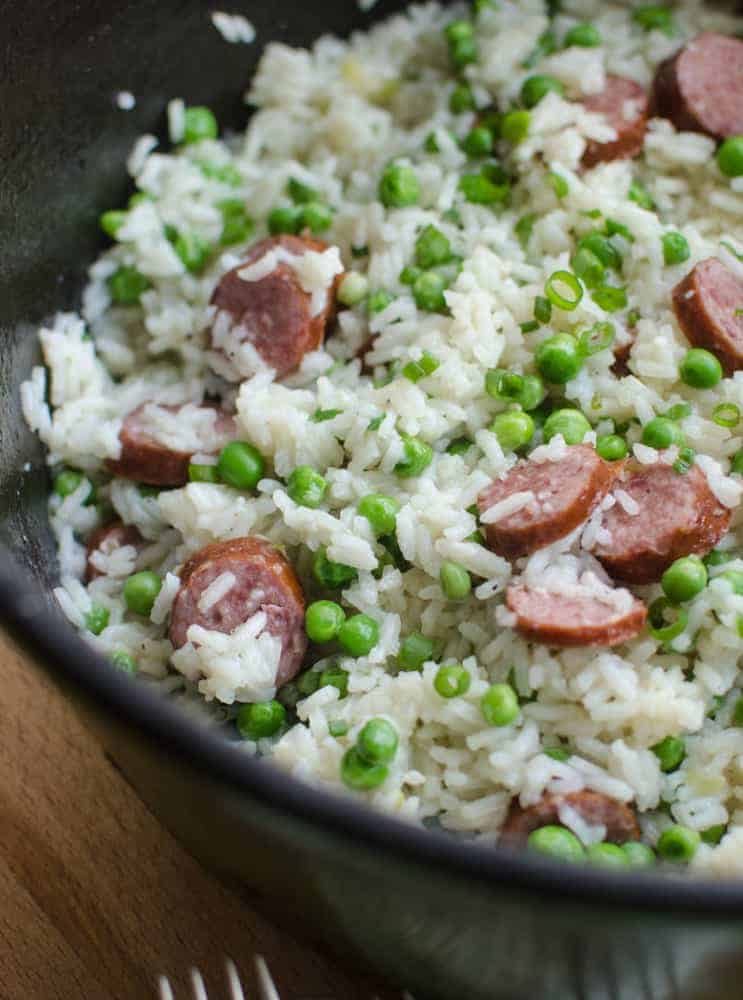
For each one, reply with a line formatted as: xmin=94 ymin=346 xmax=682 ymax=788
xmin=652 ymin=33 xmax=743 ymax=140
xmin=500 ymin=790 xmax=640 ymax=849
xmin=593 ymin=461 xmax=731 ymax=584
xmin=477 ymin=445 xmax=618 ymax=560
xmin=106 ymin=403 xmax=236 ymax=487
xmin=506 ymin=582 xmax=647 ymax=647
xmin=210 ymin=234 xmax=343 ymax=380
xmin=86 ymin=521 xmax=144 ymax=582
xmin=581 ymin=76 xmax=649 ymax=168
xmin=169 ymin=537 xmax=307 ymax=686
xmin=672 ymin=258 xmax=743 ymax=376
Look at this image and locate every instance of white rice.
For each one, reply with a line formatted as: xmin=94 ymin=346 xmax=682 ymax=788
xmin=22 ymin=0 xmax=743 ymax=870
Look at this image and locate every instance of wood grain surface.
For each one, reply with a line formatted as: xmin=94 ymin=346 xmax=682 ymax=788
xmin=0 ymin=633 xmax=390 ymax=1000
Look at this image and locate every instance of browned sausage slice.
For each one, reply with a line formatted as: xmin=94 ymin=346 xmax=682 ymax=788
xmin=169 ymin=537 xmax=307 ymax=686
xmin=477 ymin=445 xmax=618 ymax=560
xmin=672 ymin=258 xmax=743 ymax=376
xmin=85 ymin=521 xmax=144 ymax=582
xmin=500 ymin=791 xmax=640 ymax=849
xmin=581 ymin=76 xmax=648 ymax=168
xmin=506 ymin=582 xmax=647 ymax=647
xmin=652 ymin=33 xmax=743 ymax=139
xmin=593 ymin=462 xmax=731 ymax=584
xmin=210 ymin=234 xmax=343 ymax=379
xmin=106 ymin=403 xmax=236 ymax=487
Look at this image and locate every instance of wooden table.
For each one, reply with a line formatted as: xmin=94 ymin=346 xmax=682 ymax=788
xmin=0 ymin=634 xmax=388 ymax=1000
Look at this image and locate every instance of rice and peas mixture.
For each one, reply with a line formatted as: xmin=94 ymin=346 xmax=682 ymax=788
xmin=21 ymin=0 xmax=743 ymax=874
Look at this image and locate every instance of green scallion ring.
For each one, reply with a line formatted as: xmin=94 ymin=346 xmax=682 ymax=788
xmin=544 ymin=270 xmax=583 ymax=311
xmin=648 ymin=597 xmax=689 ymax=642
xmin=712 ymin=403 xmax=740 ymax=428
xmin=578 ymin=321 xmax=615 ymax=356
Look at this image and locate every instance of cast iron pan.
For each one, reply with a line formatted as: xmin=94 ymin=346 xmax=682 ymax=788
xmin=2 ymin=3 xmax=743 ymax=998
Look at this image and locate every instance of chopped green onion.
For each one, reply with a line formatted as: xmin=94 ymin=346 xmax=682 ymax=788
xmin=578 ymin=321 xmax=615 ymax=356
xmin=501 ymin=110 xmax=531 ymax=144
xmin=534 ymin=295 xmax=552 ymax=324
xmin=544 ymin=270 xmax=583 ymax=311
xmin=311 ymin=408 xmax=342 ymax=423
xmin=712 ymin=403 xmax=740 ymax=428
xmin=402 ymin=352 xmax=440 ymax=383
xmin=548 ymin=172 xmax=569 ymax=198
xmin=628 ymin=180 xmax=655 ymax=211
xmin=648 ymin=597 xmax=689 ymax=642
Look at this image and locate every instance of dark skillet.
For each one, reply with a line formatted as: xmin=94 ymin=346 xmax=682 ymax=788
xmin=2 ymin=3 xmax=743 ymax=998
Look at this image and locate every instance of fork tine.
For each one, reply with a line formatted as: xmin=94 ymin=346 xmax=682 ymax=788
xmin=255 ymin=955 xmax=281 ymax=1000
xmin=226 ymin=959 xmax=246 ymax=1000
xmin=158 ymin=975 xmax=176 ymax=1000
xmin=190 ymin=968 xmax=209 ymax=1000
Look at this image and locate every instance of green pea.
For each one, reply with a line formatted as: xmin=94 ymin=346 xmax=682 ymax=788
xmin=268 ymin=204 xmax=303 ymax=235
xmin=733 ymin=696 xmax=743 ymax=727
xmin=586 ymin=843 xmax=630 ymax=868
xmin=633 ymin=4 xmax=675 ymax=35
xmin=501 ymin=110 xmax=530 ymax=144
xmin=543 ymin=746 xmax=571 ymax=762
xmin=450 ymin=35 xmax=478 ymax=68
xmin=357 ymin=717 xmax=398 ymax=764
xmin=182 ymin=106 xmax=219 ymax=144
xmin=651 ymin=735 xmax=686 ymax=773
xmin=490 ymin=410 xmax=535 ymax=452
xmin=236 ymin=700 xmax=286 ymax=740
xmin=394 ymin=435 xmax=433 ymax=478
xmin=108 ymin=266 xmax=150 ymax=305
xmin=661 ymin=232 xmax=690 ymax=266
xmin=661 ymin=556 xmax=707 ymax=604
xmin=318 ymin=666 xmax=349 ymax=698
xmin=174 ymin=231 xmax=213 ymax=273
xmin=399 ymin=266 xmax=421 ymax=286
xmin=641 ymin=416 xmax=684 ymax=450
xmin=367 ymin=289 xmax=394 ymax=314
xmin=535 ymin=333 xmax=584 ymax=383
xmin=123 ymin=571 xmax=162 ymax=616
xmin=434 ymin=663 xmax=471 ymax=698
xmin=312 ymin=548 xmax=358 ymax=590
xmin=527 ymin=825 xmax=584 ymax=862
xmin=622 ymin=842 xmax=656 ymax=868
xmin=411 ymin=271 xmax=447 ymax=313
xmin=462 ymin=126 xmax=494 ymax=158
xmin=300 ymin=201 xmax=333 ymax=234
xmin=100 ymin=210 xmax=126 ymax=239
xmin=449 ymin=83 xmax=476 ymax=114
xmin=481 ymin=683 xmax=519 ymax=726
xmin=358 ymin=494 xmax=400 ymax=536
xmin=704 ymin=549 xmax=733 ymax=568
xmin=596 ymin=434 xmax=628 ymax=462
xmin=53 ymin=468 xmax=93 ymax=502
xmin=328 ymin=719 xmax=348 ymax=738
xmin=415 ymin=225 xmax=451 ymax=269
xmin=444 ymin=19 xmax=474 ymax=44
xmin=218 ymin=199 xmax=254 ymax=246
xmin=287 ymin=465 xmax=327 ymax=508
xmin=679 ymin=348 xmax=723 ymax=389
xmin=439 ymin=560 xmax=472 ymax=602
xmin=341 ymin=746 xmax=389 ymax=790
xmin=337 ymin=272 xmax=369 ymax=306
xmin=458 ymin=173 xmax=510 ymax=206
xmin=216 ymin=441 xmax=265 ymax=491
xmin=379 ymin=163 xmax=420 ymax=208
xmin=111 ymin=650 xmax=137 ymax=674
xmin=717 ymin=137 xmax=743 ymax=178
xmin=520 ymin=75 xmax=564 ymax=108
xmin=187 ymin=463 xmax=219 ymax=483
xmin=84 ymin=603 xmax=110 ymax=636
xmin=564 ymin=22 xmax=602 ymax=47
xmin=543 ymin=408 xmax=591 ymax=445
xmin=337 ymin=614 xmax=380 ymax=657
xmin=656 ymin=824 xmax=700 ymax=863
xmin=398 ymin=632 xmax=434 ymax=672
xmin=305 ymin=600 xmax=345 ymax=643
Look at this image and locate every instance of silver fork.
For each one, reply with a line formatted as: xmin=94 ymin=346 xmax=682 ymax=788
xmin=158 ymin=956 xmax=279 ymax=1000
